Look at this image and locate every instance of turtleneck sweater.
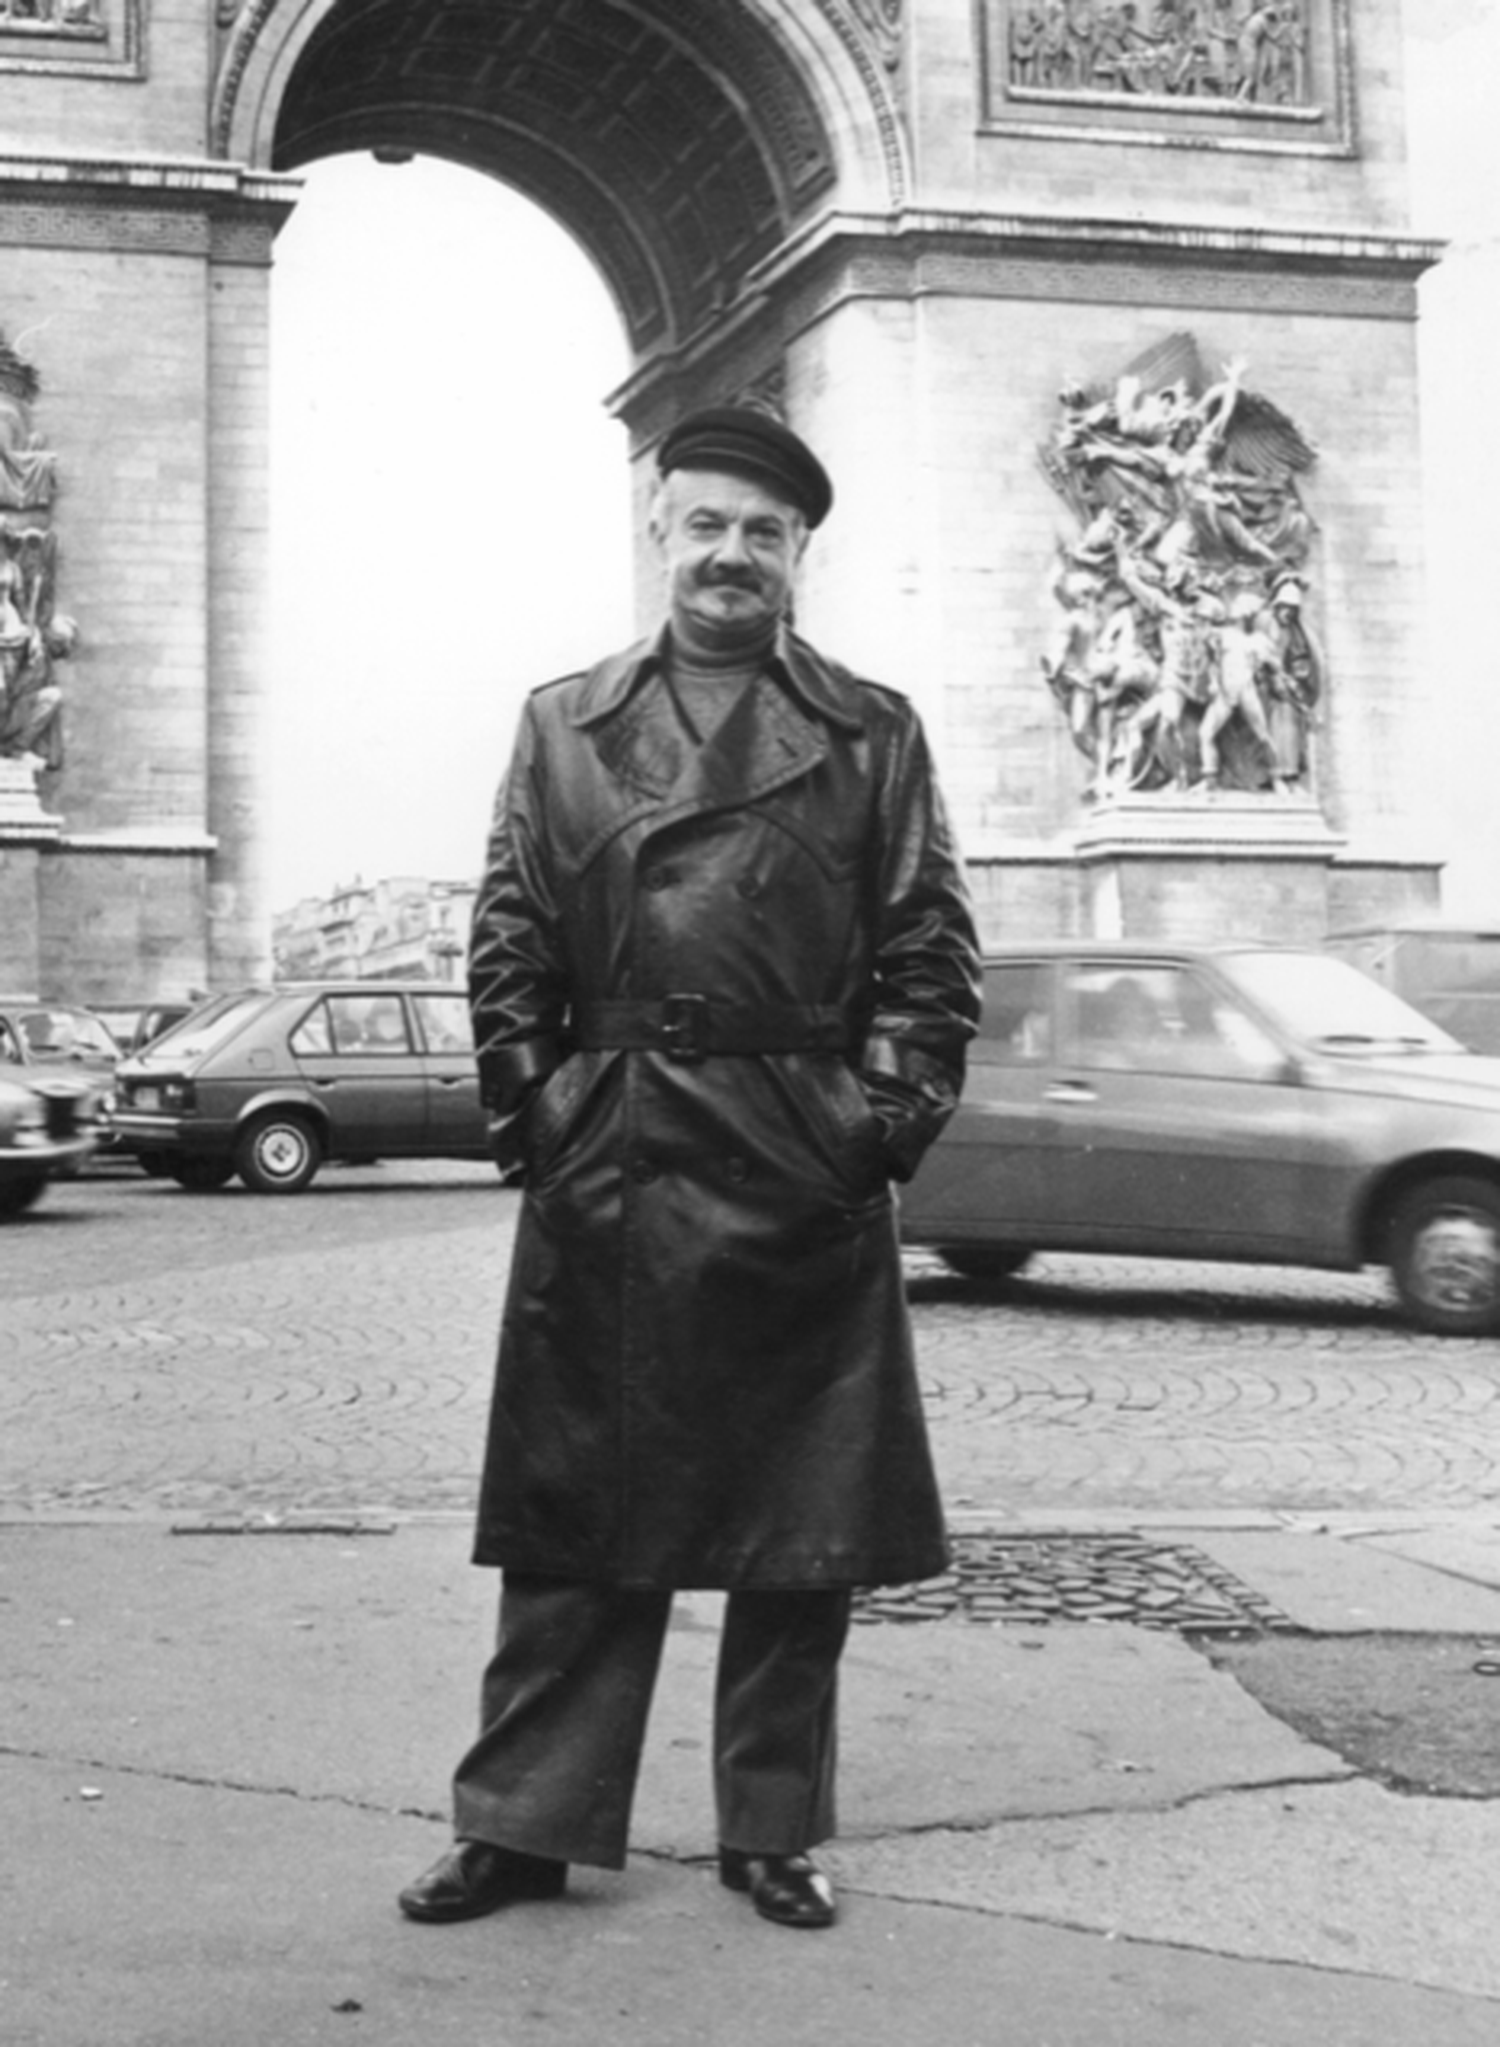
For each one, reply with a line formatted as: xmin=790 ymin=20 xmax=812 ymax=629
xmin=665 ymin=617 xmax=777 ymax=745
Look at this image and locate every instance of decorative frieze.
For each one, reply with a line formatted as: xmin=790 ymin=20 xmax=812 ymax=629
xmin=980 ymin=0 xmax=1355 ymax=156
xmin=0 ymin=0 xmax=141 ymax=77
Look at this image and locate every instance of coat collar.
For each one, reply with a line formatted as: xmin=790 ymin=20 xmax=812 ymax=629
xmin=568 ymin=621 xmax=867 ymax=736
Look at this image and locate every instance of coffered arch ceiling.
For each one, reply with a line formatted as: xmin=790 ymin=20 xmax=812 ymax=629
xmin=267 ymin=0 xmax=841 ymax=355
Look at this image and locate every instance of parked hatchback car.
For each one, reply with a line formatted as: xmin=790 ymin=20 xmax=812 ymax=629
xmin=899 ymin=942 xmax=1500 ymax=1337
xmin=110 ymin=981 xmax=492 ymax=1193
xmin=0 ymin=1069 xmax=100 ymax=1213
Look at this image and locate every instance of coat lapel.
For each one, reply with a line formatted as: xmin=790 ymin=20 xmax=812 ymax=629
xmin=568 ymin=624 xmax=864 ymax=865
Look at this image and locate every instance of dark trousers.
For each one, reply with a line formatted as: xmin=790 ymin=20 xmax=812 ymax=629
xmin=451 ymin=1573 xmax=853 ymax=1869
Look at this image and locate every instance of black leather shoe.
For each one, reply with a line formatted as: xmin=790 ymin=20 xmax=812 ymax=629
xmin=398 ymin=1840 xmax=567 ymax=1923
xmin=718 ymin=1847 xmax=836 ymax=1929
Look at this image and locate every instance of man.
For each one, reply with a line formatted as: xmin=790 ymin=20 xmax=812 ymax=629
xmin=398 ymin=405 xmax=981 ymax=1933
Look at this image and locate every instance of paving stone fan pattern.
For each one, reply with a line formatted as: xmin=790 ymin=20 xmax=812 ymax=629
xmin=853 ymin=1531 xmax=1299 ymax=1635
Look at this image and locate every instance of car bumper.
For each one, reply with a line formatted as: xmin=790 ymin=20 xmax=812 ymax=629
xmin=3 ymin=1132 xmax=97 ymax=1179
xmin=108 ymin=1113 xmax=232 ymax=1158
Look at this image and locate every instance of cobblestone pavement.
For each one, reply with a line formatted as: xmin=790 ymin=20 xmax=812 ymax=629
xmin=4 ymin=1161 xmax=1500 ymax=1520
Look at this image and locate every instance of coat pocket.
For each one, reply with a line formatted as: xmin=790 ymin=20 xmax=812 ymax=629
xmin=769 ymin=1052 xmax=887 ymax=1195
xmin=525 ymin=1049 xmax=618 ymax=1174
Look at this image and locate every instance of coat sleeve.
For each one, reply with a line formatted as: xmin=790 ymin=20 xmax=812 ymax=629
xmin=856 ymin=699 xmax=984 ymax=1180
xmin=468 ymin=696 xmax=571 ymax=1161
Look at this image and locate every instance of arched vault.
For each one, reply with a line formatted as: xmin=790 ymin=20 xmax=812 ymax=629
xmin=214 ymin=0 xmax=896 ymax=356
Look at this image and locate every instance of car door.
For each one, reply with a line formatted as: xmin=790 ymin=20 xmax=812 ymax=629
xmin=287 ymin=991 xmax=428 ymax=1154
xmin=411 ymin=989 xmax=485 ymax=1151
xmin=1048 ymin=958 xmax=1317 ymax=1257
xmin=900 ymin=959 xmax=1074 ymax=1247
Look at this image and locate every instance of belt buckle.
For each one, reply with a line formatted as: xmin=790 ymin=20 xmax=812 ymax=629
xmin=660 ymin=993 xmax=709 ymax=1063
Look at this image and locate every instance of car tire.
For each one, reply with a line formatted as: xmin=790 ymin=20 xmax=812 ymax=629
xmin=235 ymin=1114 xmax=324 ymax=1195
xmin=169 ymin=1157 xmax=237 ymax=1192
xmin=937 ymin=1246 xmax=1032 ymax=1282
xmin=1388 ymin=1175 xmax=1500 ymax=1336
xmin=0 ymin=1172 xmax=47 ymax=1215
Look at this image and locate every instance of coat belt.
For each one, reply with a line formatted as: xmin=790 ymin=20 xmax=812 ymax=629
xmin=572 ymin=996 xmax=852 ymax=1064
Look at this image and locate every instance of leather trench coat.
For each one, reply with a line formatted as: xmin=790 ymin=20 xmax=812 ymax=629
xmin=468 ymin=624 xmax=982 ymax=1589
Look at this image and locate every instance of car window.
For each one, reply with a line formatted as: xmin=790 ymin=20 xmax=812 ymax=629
xmin=412 ymin=992 xmax=473 ymax=1055
xmin=16 ymin=1007 xmax=114 ymax=1059
xmin=1223 ymin=950 xmax=1460 ymax=1052
xmin=1065 ymin=964 xmax=1282 ymax=1080
xmin=144 ymin=992 xmax=265 ymax=1062
xmin=976 ymin=963 xmax=1052 ymax=1064
xmin=304 ymin=993 xmax=413 ymax=1056
xmin=66 ymin=1010 xmax=118 ymax=1058
xmin=289 ymin=1003 xmax=334 ymax=1056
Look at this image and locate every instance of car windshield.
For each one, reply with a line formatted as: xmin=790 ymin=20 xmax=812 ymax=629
xmin=1220 ymin=950 xmax=1462 ymax=1052
xmin=16 ymin=1007 xmax=117 ymax=1060
xmin=136 ymin=991 xmax=268 ymax=1064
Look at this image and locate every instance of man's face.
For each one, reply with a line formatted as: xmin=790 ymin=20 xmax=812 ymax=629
xmin=652 ymin=467 xmax=807 ymax=639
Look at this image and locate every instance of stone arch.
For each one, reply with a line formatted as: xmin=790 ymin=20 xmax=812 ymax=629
xmin=212 ymin=0 xmax=905 ymax=359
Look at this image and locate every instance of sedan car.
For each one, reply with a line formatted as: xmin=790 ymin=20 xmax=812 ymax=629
xmin=91 ymin=1000 xmax=196 ymax=1058
xmin=0 ymin=998 xmax=118 ymax=1078
xmin=110 ymin=981 xmax=492 ymax=1193
xmin=0 ymin=1069 xmax=100 ymax=1214
xmin=899 ymin=942 xmax=1500 ymax=1337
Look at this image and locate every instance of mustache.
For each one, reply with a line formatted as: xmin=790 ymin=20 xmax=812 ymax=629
xmin=695 ymin=566 xmax=762 ymax=591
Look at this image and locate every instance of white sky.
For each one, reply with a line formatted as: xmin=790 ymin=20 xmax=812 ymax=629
xmin=266 ymin=6 xmax=1500 ymax=916
xmin=267 ymin=158 xmax=633 ymax=908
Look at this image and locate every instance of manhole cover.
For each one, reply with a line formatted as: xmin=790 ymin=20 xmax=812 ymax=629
xmin=854 ymin=1531 xmax=1298 ymax=1635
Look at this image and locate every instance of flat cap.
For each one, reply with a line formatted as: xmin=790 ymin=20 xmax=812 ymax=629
xmin=657 ymin=405 xmax=833 ymax=528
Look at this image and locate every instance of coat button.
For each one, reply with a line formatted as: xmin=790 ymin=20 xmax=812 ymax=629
xmin=726 ymin=1155 xmax=749 ymax=1183
xmin=736 ymin=877 xmax=761 ymax=900
xmin=631 ymin=1157 xmax=658 ymax=1185
xmin=644 ymin=867 xmax=674 ymax=891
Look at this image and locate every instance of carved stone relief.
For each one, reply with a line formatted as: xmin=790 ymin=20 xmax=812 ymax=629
xmin=982 ymin=0 xmax=1352 ymax=153
xmin=0 ymin=334 xmax=72 ymax=778
xmin=0 ymin=0 xmax=141 ymax=75
xmin=1007 ymin=0 xmax=1313 ymax=107
xmin=1038 ymin=332 xmax=1322 ymax=801
xmin=0 ymin=0 xmax=104 ymax=35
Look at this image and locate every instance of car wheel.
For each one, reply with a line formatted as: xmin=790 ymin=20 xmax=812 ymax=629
xmin=169 ymin=1158 xmax=237 ymax=1192
xmin=0 ymin=1173 xmax=47 ymax=1215
xmin=235 ymin=1113 xmax=323 ymax=1194
xmin=937 ymin=1246 xmax=1032 ymax=1282
xmin=1388 ymin=1175 xmax=1500 ymax=1336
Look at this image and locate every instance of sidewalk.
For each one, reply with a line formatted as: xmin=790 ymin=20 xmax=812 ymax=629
xmin=6 ymin=1510 xmax=1500 ymax=2046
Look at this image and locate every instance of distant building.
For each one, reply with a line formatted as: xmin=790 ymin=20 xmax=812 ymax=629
xmin=272 ymin=876 xmax=474 ymax=984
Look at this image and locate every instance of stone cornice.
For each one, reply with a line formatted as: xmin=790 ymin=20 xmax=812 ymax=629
xmin=0 ymin=152 xmax=300 ymax=208
xmin=759 ymin=207 xmax=1445 ymax=287
xmin=57 ymin=830 xmax=220 ymax=856
xmin=0 ymin=156 xmax=302 ymax=260
xmin=614 ymin=206 xmax=1444 ymax=421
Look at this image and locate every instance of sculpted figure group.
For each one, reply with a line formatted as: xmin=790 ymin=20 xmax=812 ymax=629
xmin=0 ymin=338 xmax=68 ymax=773
xmin=1009 ymin=0 xmax=1311 ymax=105
xmin=0 ymin=524 xmax=70 ymax=772
xmin=1039 ymin=332 xmax=1323 ymax=799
